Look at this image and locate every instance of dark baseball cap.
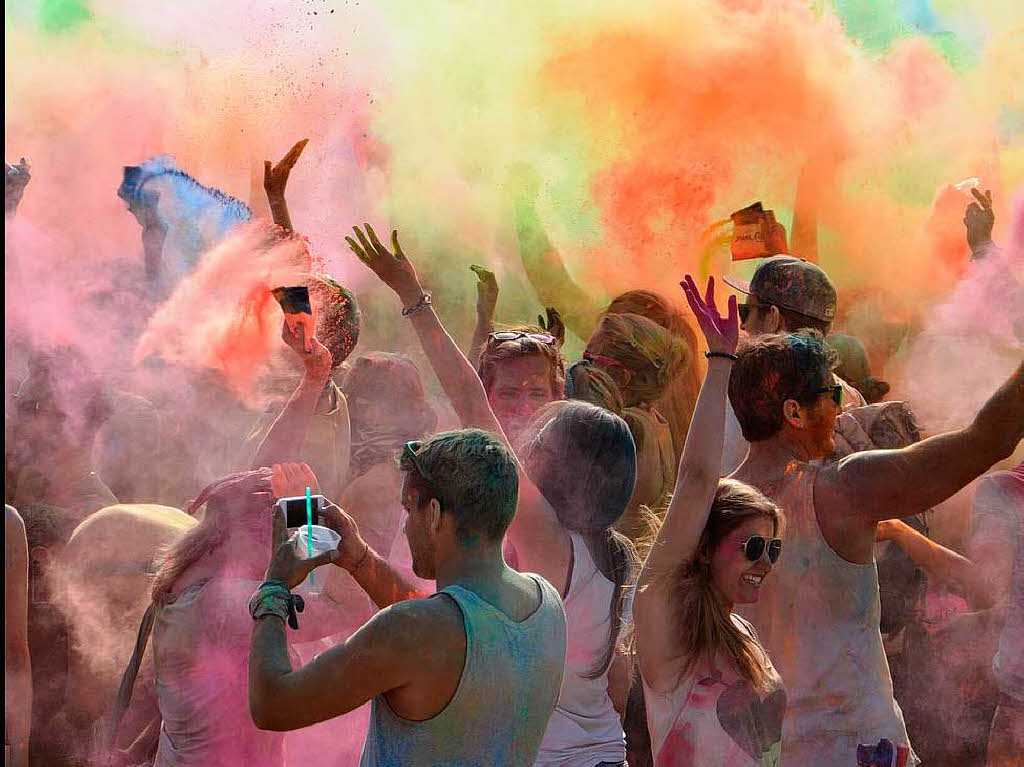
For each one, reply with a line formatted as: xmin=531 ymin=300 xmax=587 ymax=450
xmin=723 ymin=255 xmax=837 ymax=323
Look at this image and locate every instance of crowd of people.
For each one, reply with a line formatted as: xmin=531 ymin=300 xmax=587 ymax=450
xmin=4 ymin=140 xmax=1023 ymax=767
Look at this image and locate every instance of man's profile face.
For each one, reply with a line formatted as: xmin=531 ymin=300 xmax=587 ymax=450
xmin=400 ymin=474 xmax=437 ymax=580
xmin=486 ymin=355 xmax=556 ymax=442
xmin=802 ymin=389 xmax=841 ymax=457
xmin=740 ymin=294 xmax=776 ymax=336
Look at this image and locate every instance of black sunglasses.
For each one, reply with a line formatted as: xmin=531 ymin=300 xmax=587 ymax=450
xmin=738 ymin=301 xmax=772 ymax=324
xmin=813 ymin=384 xmax=843 ymax=407
xmin=740 ymin=535 xmax=782 ymax=563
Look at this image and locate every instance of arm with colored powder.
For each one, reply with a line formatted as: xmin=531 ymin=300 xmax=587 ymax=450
xmin=250 ymin=321 xmax=334 ymax=470
xmin=345 ymin=224 xmax=570 ymax=587
xmin=817 ymin=362 xmax=1024 ymax=526
xmin=468 ymin=264 xmax=498 ymax=367
xmin=875 ymin=520 xmax=990 ymax=610
xmin=264 ymin=139 xmax=308 ymax=233
xmin=633 ymin=276 xmax=739 ymax=693
xmin=249 ymin=510 xmax=452 ymax=730
xmin=509 ymin=164 xmax=604 ymax=339
xmin=5 ymin=506 xmax=32 ymax=767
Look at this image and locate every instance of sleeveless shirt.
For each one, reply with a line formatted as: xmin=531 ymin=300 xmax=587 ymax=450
xmin=360 ymin=575 xmax=567 ymax=766
xmin=536 ymin=533 xmax=627 ymax=766
xmin=737 ymin=462 xmax=919 ymax=765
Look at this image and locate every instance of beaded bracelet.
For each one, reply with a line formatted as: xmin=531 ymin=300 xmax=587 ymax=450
xmin=401 ymin=293 xmax=433 ymax=317
xmin=248 ymin=579 xmax=305 ymax=630
xmin=705 ymin=351 xmax=739 ymax=361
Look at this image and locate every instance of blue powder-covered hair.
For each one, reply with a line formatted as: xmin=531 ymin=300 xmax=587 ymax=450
xmin=118 ymin=156 xmax=252 ymax=285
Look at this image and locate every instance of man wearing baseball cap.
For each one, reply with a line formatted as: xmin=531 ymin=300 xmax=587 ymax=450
xmin=719 ymin=255 xmax=865 ymax=473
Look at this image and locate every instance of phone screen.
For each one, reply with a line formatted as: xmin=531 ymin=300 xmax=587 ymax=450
xmin=279 ymin=495 xmax=325 ymax=528
xmin=272 ymin=286 xmax=312 ymax=316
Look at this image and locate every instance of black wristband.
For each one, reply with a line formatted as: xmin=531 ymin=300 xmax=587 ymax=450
xmin=705 ymin=351 xmax=739 ymax=361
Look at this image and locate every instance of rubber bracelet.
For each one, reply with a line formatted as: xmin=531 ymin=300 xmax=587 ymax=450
xmin=249 ymin=580 xmax=305 ymax=629
xmin=705 ymin=351 xmax=739 ymax=361
xmin=402 ymin=293 xmax=432 ymax=317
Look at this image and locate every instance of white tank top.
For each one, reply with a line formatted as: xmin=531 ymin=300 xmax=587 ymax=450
xmin=535 ymin=533 xmax=626 ymax=766
xmin=737 ymin=462 xmax=919 ymax=765
xmin=642 ymin=614 xmax=786 ymax=766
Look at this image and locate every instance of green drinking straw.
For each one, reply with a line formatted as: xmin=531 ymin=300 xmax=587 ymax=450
xmin=306 ymin=486 xmax=314 ymax=588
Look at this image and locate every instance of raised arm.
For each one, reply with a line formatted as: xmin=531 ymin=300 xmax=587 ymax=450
xmin=468 ymin=264 xmax=499 ymax=367
xmin=346 ymin=224 xmax=502 ymax=435
xmin=264 ymin=139 xmax=308 ymax=233
xmin=250 ymin=320 xmax=334 ymax=469
xmin=634 ymin=276 xmax=738 ymax=692
xmin=5 ymin=505 xmax=32 ymax=767
xmin=818 ymin=362 xmax=1024 ymax=525
xmin=345 ymin=225 xmax=568 ymax=584
xmin=964 ymin=187 xmax=998 ymax=261
xmin=510 ymin=165 xmax=604 ymax=340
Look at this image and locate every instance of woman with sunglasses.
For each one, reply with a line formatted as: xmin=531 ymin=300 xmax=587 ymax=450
xmin=633 ymin=276 xmax=787 ymax=767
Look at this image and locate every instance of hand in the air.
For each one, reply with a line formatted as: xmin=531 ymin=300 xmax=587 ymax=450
xmin=964 ymin=188 xmax=994 ymax=250
xmin=5 ymin=158 xmax=31 ymax=215
xmin=281 ymin=312 xmax=331 ymax=375
xmin=680 ymin=275 xmax=739 ymax=356
xmin=346 ymin=224 xmax=423 ymax=303
xmin=537 ymin=307 xmax=565 ymax=347
xmin=271 ymin=462 xmax=321 ymax=499
xmin=264 ymin=139 xmax=309 ymax=202
xmin=470 ymin=265 xmax=499 ymax=320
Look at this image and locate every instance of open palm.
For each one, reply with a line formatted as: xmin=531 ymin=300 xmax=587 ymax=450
xmin=681 ymin=274 xmax=739 ymax=355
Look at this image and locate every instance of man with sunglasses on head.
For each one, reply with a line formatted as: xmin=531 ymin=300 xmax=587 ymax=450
xmin=248 ymin=429 xmax=568 ymax=766
xmin=725 ymin=329 xmax=1024 ymax=765
xmin=477 ymin=326 xmax=567 ymax=443
xmin=720 ymin=255 xmax=865 ymax=474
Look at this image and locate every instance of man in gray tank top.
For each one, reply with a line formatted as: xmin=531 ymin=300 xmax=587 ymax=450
xmin=727 ymin=332 xmax=1023 ymax=765
xmin=248 ymin=429 xmax=568 ymax=766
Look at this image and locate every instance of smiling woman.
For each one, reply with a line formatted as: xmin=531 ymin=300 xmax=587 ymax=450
xmin=633 ymin=276 xmax=788 ymax=767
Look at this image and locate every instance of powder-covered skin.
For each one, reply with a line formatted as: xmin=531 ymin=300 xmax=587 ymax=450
xmin=5 ymin=1 xmax=1024 ymax=764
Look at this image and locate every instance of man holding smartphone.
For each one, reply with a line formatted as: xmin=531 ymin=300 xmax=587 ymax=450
xmin=248 ymin=428 xmax=568 ymax=766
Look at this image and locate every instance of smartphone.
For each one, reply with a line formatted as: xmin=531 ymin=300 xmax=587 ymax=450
xmin=272 ymin=286 xmax=312 ymax=316
xmin=276 ymin=494 xmax=326 ymax=528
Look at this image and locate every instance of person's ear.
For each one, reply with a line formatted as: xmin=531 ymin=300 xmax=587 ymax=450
xmin=768 ymin=305 xmax=785 ymax=333
xmin=428 ymin=498 xmax=443 ymax=534
xmin=782 ymin=398 xmax=804 ymax=429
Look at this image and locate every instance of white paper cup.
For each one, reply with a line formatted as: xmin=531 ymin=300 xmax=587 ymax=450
xmin=294 ymin=525 xmax=341 ymax=595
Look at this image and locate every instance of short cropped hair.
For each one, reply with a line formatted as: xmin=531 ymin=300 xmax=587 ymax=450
xmin=398 ymin=429 xmax=519 ymax=544
xmin=729 ymin=331 xmax=835 ymax=442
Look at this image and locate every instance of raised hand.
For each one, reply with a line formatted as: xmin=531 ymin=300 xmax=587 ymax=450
xmin=964 ymin=188 xmax=994 ymax=250
xmin=263 ymin=139 xmax=308 ymax=202
xmin=271 ymin=462 xmax=321 ymax=499
xmin=346 ymin=224 xmax=423 ymax=304
xmin=538 ymin=306 xmax=565 ymax=347
xmin=265 ymin=505 xmax=338 ymax=589
xmin=5 ymin=158 xmax=31 ymax=215
xmin=470 ymin=264 xmax=499 ymax=320
xmin=680 ymin=275 xmax=738 ymax=356
xmin=280 ymin=311 xmax=331 ymax=373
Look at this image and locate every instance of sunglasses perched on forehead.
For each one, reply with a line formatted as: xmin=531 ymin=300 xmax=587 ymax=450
xmin=740 ymin=535 xmax=782 ymax=563
xmin=813 ymin=384 xmax=843 ymax=407
xmin=488 ymin=331 xmax=556 ymax=345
